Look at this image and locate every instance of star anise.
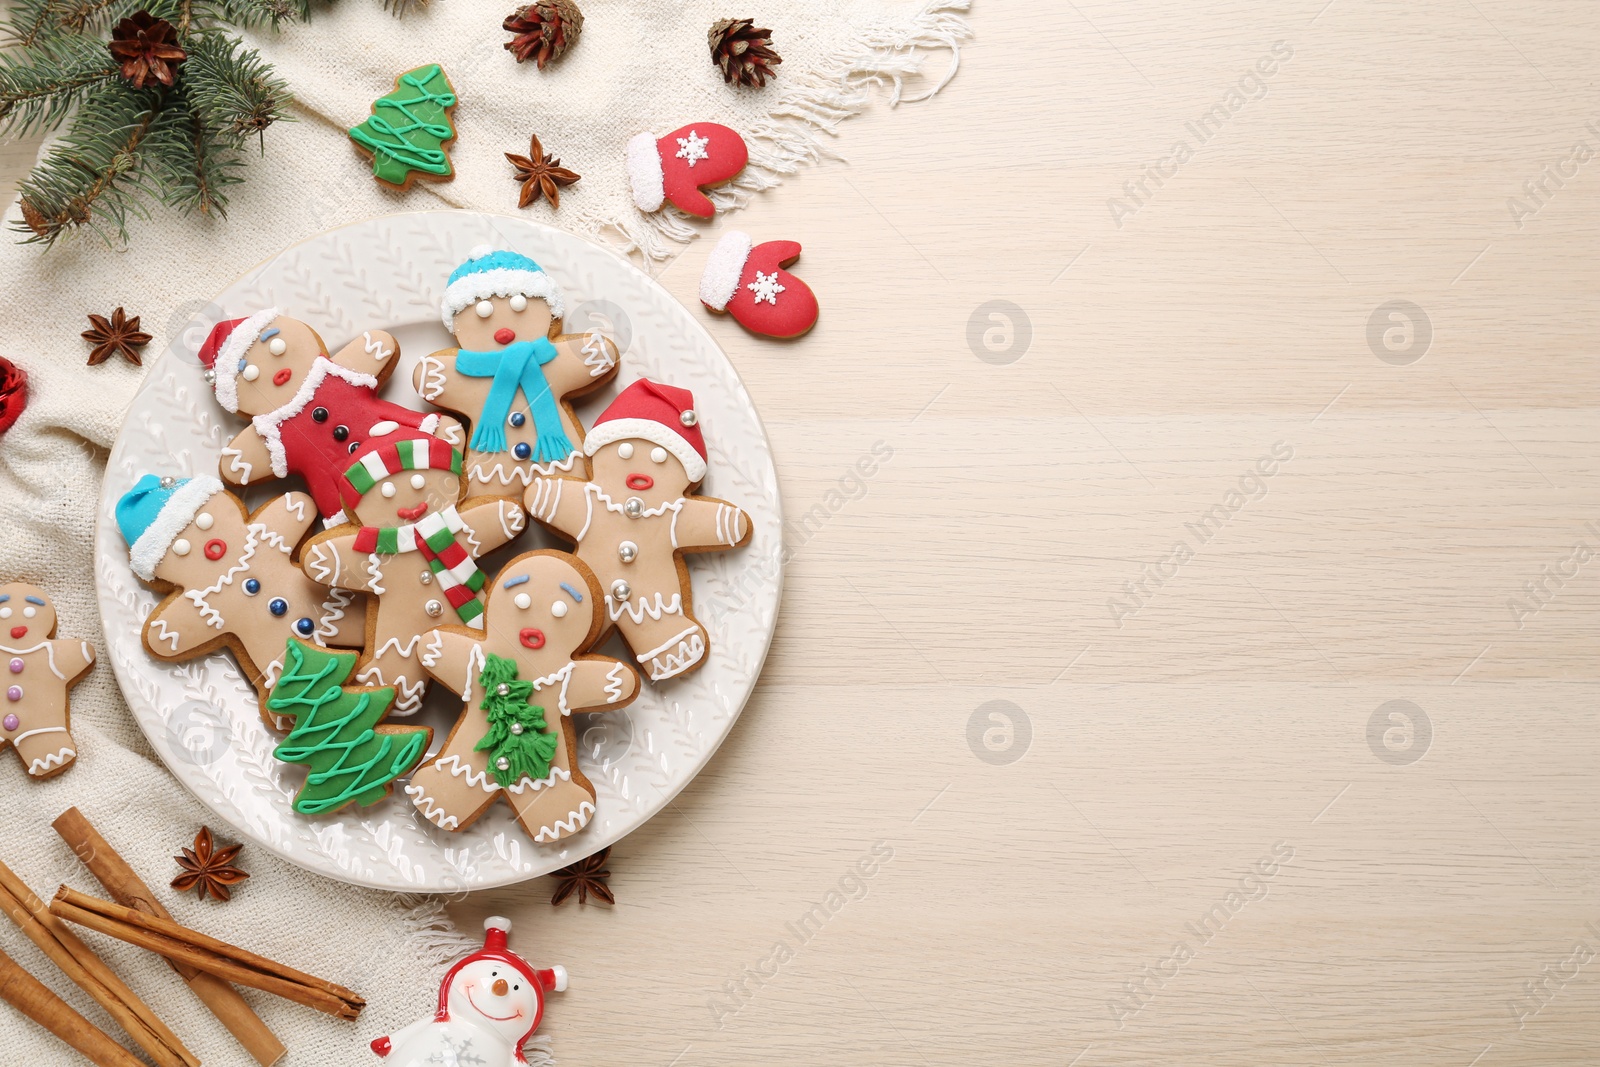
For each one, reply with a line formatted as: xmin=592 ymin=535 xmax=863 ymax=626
xmin=108 ymin=12 xmax=187 ymax=90
xmin=82 ymin=307 xmax=152 ymax=367
xmin=171 ymin=827 xmax=250 ymax=902
xmin=550 ymin=846 xmax=613 ymax=906
xmin=506 ymin=134 xmax=580 ymax=209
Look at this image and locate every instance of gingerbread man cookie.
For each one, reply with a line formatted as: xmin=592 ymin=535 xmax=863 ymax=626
xmin=0 ymin=584 xmax=93 ymax=779
xmin=301 ymin=432 xmax=527 ymax=716
xmin=407 ymin=550 xmax=640 ymax=842
xmin=199 ymin=310 xmax=462 ymax=523
xmin=525 ymin=380 xmax=751 ymax=682
xmin=413 ymin=246 xmax=619 ymax=500
xmin=115 ymin=475 xmax=365 ymax=720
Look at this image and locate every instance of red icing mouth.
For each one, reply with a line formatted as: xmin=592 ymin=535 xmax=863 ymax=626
xmin=397 ymin=502 xmax=428 ymax=521
xmin=9 ymin=627 xmax=24 ymax=639
xmin=272 ymin=368 xmax=292 ymax=386
xmin=203 ymin=538 xmax=227 ymax=561
xmin=626 ymin=474 xmax=654 ymax=490
xmin=466 ymin=986 xmax=524 ymax=1023
xmin=494 ymin=327 xmax=516 ymax=346
xmin=519 ymin=628 xmax=545 ymax=649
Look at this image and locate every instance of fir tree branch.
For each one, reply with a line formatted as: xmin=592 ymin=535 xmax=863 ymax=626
xmin=13 ymin=81 xmax=160 ymax=245
xmin=142 ymin=83 xmax=244 ymax=216
xmin=182 ymin=31 xmax=291 ymax=141
xmin=4 ymin=0 xmax=67 ymax=47
xmin=0 ymin=34 xmax=119 ymax=136
xmin=187 ymin=0 xmax=306 ymax=32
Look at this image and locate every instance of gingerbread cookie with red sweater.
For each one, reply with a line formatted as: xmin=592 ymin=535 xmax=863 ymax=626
xmin=525 ymin=380 xmax=751 ymax=683
xmin=407 ymin=550 xmax=639 ymax=843
xmin=0 ymin=584 xmax=93 ymax=779
xmin=412 ymin=246 xmax=619 ymax=501
xmin=301 ymin=432 xmax=527 ymax=716
xmin=200 ymin=311 xmax=462 ymax=523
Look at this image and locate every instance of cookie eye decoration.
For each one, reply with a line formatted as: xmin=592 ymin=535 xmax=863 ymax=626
xmin=195 ymin=512 xmax=214 ymax=531
xmin=242 ymin=365 xmax=260 ymax=381
xmin=514 ymin=593 xmax=531 ymax=610
xmin=172 ymin=538 xmax=191 ymax=556
xmin=0 ymin=608 xmax=11 ymax=620
xmin=22 ymin=607 xmax=35 ymax=619
xmin=617 ymin=442 xmax=633 ymax=460
xmin=475 ymin=300 xmax=494 ymax=318
xmin=268 ymin=337 xmax=287 ymax=355
xmin=381 ymin=481 xmax=397 ymax=498
xmin=510 ymin=294 xmax=528 ymax=312
xmin=651 ymin=447 xmax=667 ymax=464
xmin=410 ymin=473 xmax=426 ymax=490
xmin=550 ymin=601 xmax=567 ymax=618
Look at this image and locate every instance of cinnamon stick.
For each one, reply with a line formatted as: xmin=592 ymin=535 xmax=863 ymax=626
xmin=0 ymin=946 xmax=145 ymax=1067
xmin=51 ymin=887 xmax=365 ymax=1021
xmin=0 ymin=857 xmax=196 ymax=1067
xmin=53 ymin=806 xmax=286 ymax=1067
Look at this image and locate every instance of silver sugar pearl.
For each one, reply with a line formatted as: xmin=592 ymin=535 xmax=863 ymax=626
xmin=680 ymin=409 xmax=698 ymax=427
xmin=202 ymin=369 xmax=216 ymax=385
xmin=419 ymin=571 xmax=433 ymax=585
xmin=610 ymin=579 xmax=631 ymax=601
xmin=496 ymin=757 xmax=510 ymax=771
xmin=159 ymin=476 xmax=177 ymax=489
xmin=510 ymin=722 xmax=524 ymax=735
xmin=496 ymin=683 xmax=511 ymax=697
xmin=618 ymin=540 xmax=638 ymax=563
xmin=425 ymin=599 xmax=444 ymax=618
xmin=624 ymin=497 xmax=644 ymax=518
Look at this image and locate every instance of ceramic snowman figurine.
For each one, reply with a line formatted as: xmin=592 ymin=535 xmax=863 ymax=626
xmin=370 ymin=916 xmax=565 ymax=1067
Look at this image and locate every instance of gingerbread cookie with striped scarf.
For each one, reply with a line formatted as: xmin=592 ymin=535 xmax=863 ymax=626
xmin=301 ymin=432 xmax=526 ymax=715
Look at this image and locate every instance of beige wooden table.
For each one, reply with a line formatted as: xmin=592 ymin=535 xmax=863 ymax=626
xmin=8 ymin=3 xmax=1600 ymax=1064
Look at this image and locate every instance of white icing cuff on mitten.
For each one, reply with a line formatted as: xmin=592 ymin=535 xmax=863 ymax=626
xmin=129 ymin=475 xmax=223 ymax=581
xmin=699 ymin=231 xmax=753 ymax=311
xmin=626 ymin=132 xmax=666 ymax=211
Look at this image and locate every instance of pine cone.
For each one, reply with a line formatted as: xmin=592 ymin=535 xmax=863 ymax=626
xmin=708 ymin=17 xmax=781 ymax=87
xmin=108 ymin=11 xmax=186 ymax=89
xmin=503 ymin=0 xmax=583 ymax=69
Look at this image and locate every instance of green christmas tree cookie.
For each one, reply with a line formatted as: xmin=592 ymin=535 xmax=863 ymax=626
xmin=348 ymin=64 xmax=459 ymax=188
xmin=267 ymin=638 xmax=432 ymax=815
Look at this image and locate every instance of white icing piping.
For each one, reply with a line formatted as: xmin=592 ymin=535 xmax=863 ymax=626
xmin=128 ymin=476 xmax=223 ymax=582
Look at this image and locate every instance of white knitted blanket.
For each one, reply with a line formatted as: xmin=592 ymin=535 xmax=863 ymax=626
xmin=0 ymin=1 xmax=968 ymax=1062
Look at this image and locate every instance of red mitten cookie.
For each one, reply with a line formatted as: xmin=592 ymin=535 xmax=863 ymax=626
xmin=700 ymin=232 xmax=819 ymax=338
xmin=626 ymin=123 xmax=748 ymax=218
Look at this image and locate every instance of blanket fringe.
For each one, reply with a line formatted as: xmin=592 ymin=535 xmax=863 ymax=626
xmin=603 ymin=0 xmax=973 ymax=260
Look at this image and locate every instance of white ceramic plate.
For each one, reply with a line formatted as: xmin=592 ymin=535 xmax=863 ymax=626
xmin=94 ymin=211 xmax=782 ymax=891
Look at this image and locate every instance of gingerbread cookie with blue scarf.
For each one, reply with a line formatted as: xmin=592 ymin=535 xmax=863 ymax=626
xmin=301 ymin=432 xmax=527 ymax=716
xmin=412 ymin=246 xmax=620 ymax=502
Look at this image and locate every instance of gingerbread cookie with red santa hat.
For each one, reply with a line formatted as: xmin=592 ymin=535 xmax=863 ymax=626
xmin=199 ymin=311 xmax=462 ymax=524
xmin=369 ymin=916 xmax=565 ymax=1067
xmin=525 ymin=379 xmax=751 ymax=683
xmin=626 ymin=123 xmax=748 ymax=218
xmin=699 ymin=232 xmax=819 ymax=338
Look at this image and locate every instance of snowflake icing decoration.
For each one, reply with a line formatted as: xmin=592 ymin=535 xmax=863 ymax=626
xmin=425 ymin=1034 xmax=486 ymax=1067
xmin=675 ymin=130 xmax=710 ymax=167
xmin=747 ymin=270 xmax=785 ymax=305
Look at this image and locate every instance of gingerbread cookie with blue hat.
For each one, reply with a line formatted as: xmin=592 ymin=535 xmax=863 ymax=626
xmin=412 ymin=245 xmax=620 ymax=502
xmin=115 ymin=475 xmax=365 ymax=725
xmin=301 ymin=430 xmax=527 ymax=716
xmin=0 ymin=583 xmax=94 ymax=779
xmin=200 ymin=311 xmax=463 ymax=524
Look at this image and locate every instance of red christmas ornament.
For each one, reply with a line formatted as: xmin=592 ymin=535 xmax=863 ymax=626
xmin=0 ymin=358 xmax=28 ymax=436
xmin=699 ymin=232 xmax=819 ymax=339
xmin=625 ymin=123 xmax=748 ymax=219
